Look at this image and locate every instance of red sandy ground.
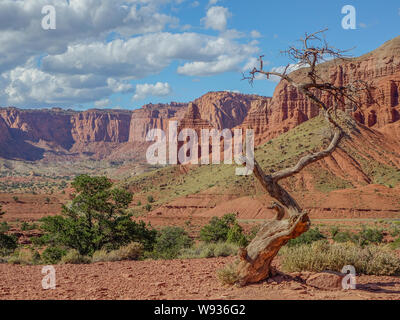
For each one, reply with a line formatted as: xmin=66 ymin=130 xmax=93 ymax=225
xmin=1 ymin=257 xmax=400 ymax=300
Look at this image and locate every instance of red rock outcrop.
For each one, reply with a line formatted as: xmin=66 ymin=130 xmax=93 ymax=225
xmin=193 ymin=91 xmax=260 ymax=130
xmin=1 ymin=36 xmax=400 ymax=161
xmin=253 ymin=36 xmax=400 ymax=141
xmin=71 ymin=110 xmax=131 ymax=143
xmin=128 ymin=102 xmax=186 ymax=143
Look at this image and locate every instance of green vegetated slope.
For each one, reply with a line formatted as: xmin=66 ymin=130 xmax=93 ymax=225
xmin=122 ymin=113 xmax=400 ymax=215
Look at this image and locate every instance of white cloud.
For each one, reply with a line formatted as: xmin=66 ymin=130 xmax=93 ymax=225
xmin=207 ymin=0 xmax=219 ymax=6
xmin=0 ymin=0 xmax=178 ymax=74
xmin=250 ymin=30 xmax=261 ymax=38
xmin=0 ymin=66 xmax=114 ymax=107
xmin=268 ymin=63 xmax=304 ymax=82
xmin=201 ymin=6 xmax=231 ymax=31
xmin=178 ymin=55 xmax=244 ymax=76
xmin=42 ymin=32 xmax=258 ymax=78
xmin=0 ymin=0 xmax=260 ymax=108
xmin=94 ymin=99 xmax=110 ymax=108
xmin=132 ymin=82 xmax=172 ymax=101
xmin=192 ymin=1 xmax=200 ymax=7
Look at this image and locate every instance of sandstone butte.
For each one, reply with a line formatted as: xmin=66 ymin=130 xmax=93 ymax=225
xmin=0 ymin=35 xmax=399 ymax=161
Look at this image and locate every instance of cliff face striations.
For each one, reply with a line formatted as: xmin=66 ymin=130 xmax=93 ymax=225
xmin=1 ymin=36 xmax=400 ymax=161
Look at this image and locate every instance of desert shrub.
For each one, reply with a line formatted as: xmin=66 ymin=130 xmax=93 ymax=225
xmin=91 ymin=249 xmax=109 ymax=262
xmin=280 ymin=241 xmax=400 ymax=276
xmin=226 ymin=223 xmax=248 ymax=247
xmin=21 ymin=222 xmax=38 ymax=231
xmin=247 ymin=225 xmax=261 ymax=242
xmin=356 ymin=226 xmax=384 ymax=246
xmin=8 ymin=248 xmax=40 ymax=265
xmin=92 ymin=242 xmax=143 ymax=262
xmin=145 ymin=204 xmax=152 ymax=212
xmin=36 ymin=175 xmax=157 ymax=255
xmin=179 ymin=242 xmax=239 ymax=259
xmin=333 ymin=231 xmax=355 ymax=243
xmin=200 ymin=213 xmax=238 ymax=243
xmin=217 ymin=261 xmax=240 ymax=285
xmin=151 ymin=227 xmax=193 ymax=259
xmin=0 ymin=221 xmax=10 ymax=233
xmin=389 ymin=237 xmax=400 ymax=249
xmin=111 ymin=242 xmax=143 ymax=261
xmin=147 ymin=195 xmax=154 ymax=203
xmin=0 ymin=232 xmax=18 ymax=256
xmin=61 ymin=249 xmax=91 ymax=264
xmin=41 ymin=247 xmax=67 ymax=264
xmin=287 ymin=227 xmax=326 ymax=247
xmin=329 ymin=226 xmax=339 ymax=238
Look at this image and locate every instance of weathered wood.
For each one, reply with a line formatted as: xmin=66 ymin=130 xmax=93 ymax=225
xmin=235 ymin=30 xmax=369 ymax=286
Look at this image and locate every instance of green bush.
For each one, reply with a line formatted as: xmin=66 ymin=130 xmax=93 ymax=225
xmin=247 ymin=225 xmax=261 ymax=242
xmin=226 ymin=223 xmax=248 ymax=247
xmin=41 ymin=247 xmax=67 ymax=264
xmin=36 ymin=175 xmax=157 ymax=255
xmin=357 ymin=226 xmax=384 ymax=246
xmin=145 ymin=204 xmax=152 ymax=212
xmin=179 ymin=242 xmax=239 ymax=259
xmin=0 ymin=232 xmax=17 ymax=256
xmin=287 ymin=227 xmax=326 ymax=247
xmin=0 ymin=221 xmax=10 ymax=233
xmin=200 ymin=213 xmax=237 ymax=243
xmin=333 ymin=231 xmax=355 ymax=243
xmin=21 ymin=222 xmax=38 ymax=231
xmin=151 ymin=227 xmax=193 ymax=259
xmin=147 ymin=195 xmax=154 ymax=203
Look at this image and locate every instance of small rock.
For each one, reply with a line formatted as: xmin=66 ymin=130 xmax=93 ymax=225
xmin=306 ymin=271 xmax=344 ymax=291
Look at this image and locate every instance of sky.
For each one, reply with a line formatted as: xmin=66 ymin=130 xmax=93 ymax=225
xmin=0 ymin=0 xmax=399 ymax=110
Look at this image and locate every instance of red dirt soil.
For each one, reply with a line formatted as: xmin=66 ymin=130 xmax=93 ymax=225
xmin=1 ymin=257 xmax=400 ymax=300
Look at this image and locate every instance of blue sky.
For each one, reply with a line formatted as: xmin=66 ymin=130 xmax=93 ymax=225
xmin=0 ymin=0 xmax=399 ymax=110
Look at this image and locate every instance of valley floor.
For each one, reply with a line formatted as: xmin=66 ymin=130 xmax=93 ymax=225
xmin=1 ymin=257 xmax=400 ymax=300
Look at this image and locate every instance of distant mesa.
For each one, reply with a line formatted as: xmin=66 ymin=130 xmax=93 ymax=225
xmin=0 ymin=36 xmax=400 ymax=161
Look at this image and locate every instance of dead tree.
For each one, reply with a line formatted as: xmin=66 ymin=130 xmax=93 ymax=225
xmin=236 ymin=29 xmax=371 ymax=286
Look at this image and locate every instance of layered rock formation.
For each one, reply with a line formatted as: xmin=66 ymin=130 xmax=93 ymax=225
xmin=0 ymin=92 xmax=264 ymax=160
xmin=1 ymin=36 xmax=400 ymax=161
xmin=246 ymin=35 xmax=400 ymax=140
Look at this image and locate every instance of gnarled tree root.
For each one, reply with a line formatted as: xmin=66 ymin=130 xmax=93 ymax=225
xmin=236 ymin=212 xmax=310 ymax=286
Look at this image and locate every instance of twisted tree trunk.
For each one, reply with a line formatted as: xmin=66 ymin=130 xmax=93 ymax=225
xmin=236 ymin=29 xmax=370 ymax=286
xmin=236 ymin=114 xmax=342 ymax=286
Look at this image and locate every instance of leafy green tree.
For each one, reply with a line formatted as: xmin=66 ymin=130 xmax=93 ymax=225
xmin=38 ymin=175 xmax=157 ymax=255
xmin=0 ymin=205 xmax=17 ymax=256
xmin=152 ymin=227 xmax=193 ymax=259
xmin=227 ymin=223 xmax=248 ymax=247
xmin=200 ymin=213 xmax=237 ymax=243
xmin=0 ymin=204 xmax=5 ymax=217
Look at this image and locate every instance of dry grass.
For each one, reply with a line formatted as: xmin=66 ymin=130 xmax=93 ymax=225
xmin=179 ymin=242 xmax=239 ymax=259
xmin=280 ymin=241 xmax=400 ymax=276
xmin=60 ymin=249 xmax=91 ymax=264
xmin=217 ymin=260 xmax=240 ymax=285
xmin=92 ymin=242 xmax=143 ymax=263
